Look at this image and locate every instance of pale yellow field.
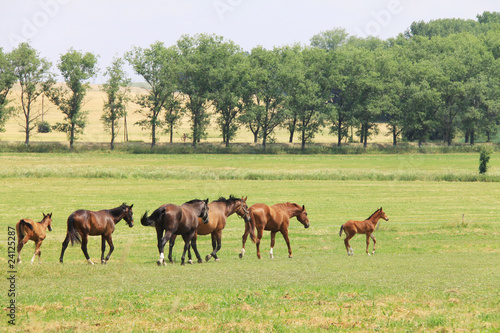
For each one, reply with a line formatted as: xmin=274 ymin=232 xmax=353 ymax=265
xmin=2 ymin=84 xmax=392 ymax=145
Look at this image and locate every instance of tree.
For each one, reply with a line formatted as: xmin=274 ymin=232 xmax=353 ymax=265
xmin=101 ymin=57 xmax=130 ymax=150
xmin=282 ymin=45 xmax=329 ymax=150
xmin=177 ymin=33 xmax=236 ymax=147
xmin=126 ymin=42 xmax=178 ymax=148
xmin=209 ymin=46 xmax=250 ymax=147
xmin=246 ymin=46 xmax=286 ymax=150
xmin=0 ymin=48 xmax=16 ymax=132
xmin=45 ymin=49 xmax=98 ymax=150
xmin=9 ymin=43 xmax=54 ymax=146
xmin=163 ymin=92 xmax=184 ymax=143
xmin=310 ymin=28 xmax=349 ymax=51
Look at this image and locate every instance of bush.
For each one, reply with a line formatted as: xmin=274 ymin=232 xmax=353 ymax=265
xmin=37 ymin=121 xmax=51 ymax=133
xmin=479 ymin=147 xmax=492 ymax=174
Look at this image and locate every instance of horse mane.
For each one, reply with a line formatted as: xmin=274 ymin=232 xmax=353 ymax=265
xmin=184 ymin=199 xmax=204 ymax=205
xmin=366 ymin=208 xmax=381 ymax=220
xmin=213 ymin=195 xmax=238 ymax=204
xmin=108 ymin=203 xmax=129 ymax=218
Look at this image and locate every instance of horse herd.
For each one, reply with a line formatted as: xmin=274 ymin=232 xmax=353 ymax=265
xmin=15 ymin=196 xmax=389 ymax=265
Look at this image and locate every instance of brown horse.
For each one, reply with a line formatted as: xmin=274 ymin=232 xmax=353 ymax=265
xmin=339 ymin=207 xmax=389 ymax=256
xmin=59 ymin=203 xmax=134 ymax=264
xmin=169 ymin=196 xmax=255 ymax=263
xmin=141 ymin=199 xmax=209 ymax=266
xmin=16 ymin=213 xmax=53 ymax=264
xmin=239 ymin=202 xmax=310 ymax=259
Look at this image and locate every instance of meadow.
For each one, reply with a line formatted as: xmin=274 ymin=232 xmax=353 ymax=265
xmin=0 ymin=153 xmax=499 ymax=332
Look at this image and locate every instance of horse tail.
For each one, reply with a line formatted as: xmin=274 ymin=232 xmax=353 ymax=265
xmin=247 ymin=209 xmax=257 ymax=244
xmin=141 ymin=210 xmax=156 ymax=227
xmin=66 ymin=214 xmax=82 ymax=246
xmin=18 ymin=219 xmax=34 ymax=237
xmin=339 ymin=225 xmax=344 ymax=237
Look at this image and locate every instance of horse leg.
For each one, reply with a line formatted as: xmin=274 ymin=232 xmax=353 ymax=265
xmin=101 ymin=236 xmax=106 ymax=264
xmin=190 ymin=235 xmax=203 ymax=264
xmin=365 ymin=233 xmax=371 ymax=255
xmin=206 ymin=233 xmax=217 ymax=262
xmin=81 ymin=234 xmax=94 ymax=265
xmin=255 ymin=227 xmax=264 ymax=259
xmin=180 ymin=234 xmax=193 ymax=266
xmin=344 ymin=232 xmax=354 ymax=256
xmin=281 ymin=229 xmax=293 ymax=258
xmin=269 ymin=231 xmax=277 ymax=259
xmin=60 ymin=234 xmax=70 ymax=263
xmin=207 ymin=231 xmax=222 ymax=262
xmin=156 ymin=228 xmax=170 ymax=266
xmin=213 ymin=231 xmax=222 ymax=262
xmin=104 ymin=235 xmax=114 ymax=263
xmin=32 ymin=240 xmax=43 ymax=264
xmin=17 ymin=234 xmax=30 ymax=264
xmin=168 ymin=234 xmax=177 ymax=263
xmin=239 ymin=223 xmax=249 ymax=259
xmin=371 ymin=234 xmax=377 ymax=254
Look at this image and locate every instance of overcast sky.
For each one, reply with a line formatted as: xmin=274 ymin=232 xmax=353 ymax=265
xmin=1 ymin=0 xmax=498 ymax=82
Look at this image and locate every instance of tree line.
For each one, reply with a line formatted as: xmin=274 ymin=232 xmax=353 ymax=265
xmin=0 ymin=11 xmax=499 ymax=150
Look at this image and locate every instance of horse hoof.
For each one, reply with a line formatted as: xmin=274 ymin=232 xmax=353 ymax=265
xmin=188 ymin=259 xmax=193 ymax=265
xmin=101 ymin=260 xmax=107 ymax=265
xmin=157 ymin=259 xmax=163 ymax=266
xmin=238 ymin=253 xmax=243 ymax=259
xmin=214 ymin=258 xmax=220 ymax=262
xmin=205 ymin=255 xmax=212 ymax=262
xmin=88 ymin=261 xmax=95 ymax=265
xmin=17 ymin=261 xmax=21 ymax=264
xmin=270 ymin=255 xmax=274 ymax=259
xmin=288 ymin=255 xmax=293 ymax=259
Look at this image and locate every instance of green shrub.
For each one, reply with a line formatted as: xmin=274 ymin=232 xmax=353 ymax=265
xmin=479 ymin=147 xmax=492 ymax=174
xmin=37 ymin=121 xmax=52 ymax=133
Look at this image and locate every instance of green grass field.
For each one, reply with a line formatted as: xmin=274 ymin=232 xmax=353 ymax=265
xmin=0 ymin=153 xmax=499 ymax=332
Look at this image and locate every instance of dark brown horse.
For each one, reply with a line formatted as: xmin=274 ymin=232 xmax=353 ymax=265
xmin=169 ymin=196 xmax=255 ymax=263
xmin=16 ymin=213 xmax=53 ymax=264
xmin=239 ymin=202 xmax=310 ymax=259
xmin=141 ymin=199 xmax=209 ymax=266
xmin=59 ymin=203 xmax=134 ymax=264
xmin=339 ymin=207 xmax=389 ymax=256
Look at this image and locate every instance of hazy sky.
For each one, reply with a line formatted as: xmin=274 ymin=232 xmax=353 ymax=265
xmin=1 ymin=0 xmax=498 ymax=82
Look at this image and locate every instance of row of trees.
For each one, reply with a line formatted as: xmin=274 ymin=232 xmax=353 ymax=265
xmin=0 ymin=12 xmax=499 ymax=150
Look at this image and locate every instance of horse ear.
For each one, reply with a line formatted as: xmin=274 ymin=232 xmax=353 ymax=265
xmin=243 ymin=196 xmax=247 ymax=201
xmin=130 ymin=204 xmax=134 ymax=209
xmin=205 ymin=198 xmax=209 ymax=204
xmin=302 ymin=205 xmax=305 ymax=210
xmin=43 ymin=212 xmax=46 ymax=217
xmin=49 ymin=213 xmax=52 ymax=218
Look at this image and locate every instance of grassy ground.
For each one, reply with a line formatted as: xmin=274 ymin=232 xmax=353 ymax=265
xmin=0 ymin=153 xmax=499 ymax=332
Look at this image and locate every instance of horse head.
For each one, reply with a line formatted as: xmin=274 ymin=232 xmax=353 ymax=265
xmin=199 ymin=199 xmax=210 ymax=224
xmin=379 ymin=207 xmax=389 ymax=221
xmin=43 ymin=212 xmax=53 ymax=231
xmin=123 ymin=204 xmax=134 ymax=227
xmin=235 ymin=196 xmax=251 ymax=223
xmin=297 ymin=205 xmax=310 ymax=229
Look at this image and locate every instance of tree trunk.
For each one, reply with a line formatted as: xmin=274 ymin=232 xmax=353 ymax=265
xmin=151 ymin=122 xmax=156 ymax=149
xmin=169 ymin=124 xmax=174 ymax=143
xmin=470 ymin=130 xmax=475 ymax=145
xmin=111 ymin=123 xmax=115 ymax=150
xmin=337 ymin=121 xmax=342 ymax=147
xmin=392 ymin=126 xmax=397 ymax=146
xmin=25 ymin=117 xmax=30 ymax=146
xmin=289 ymin=117 xmax=297 ymax=143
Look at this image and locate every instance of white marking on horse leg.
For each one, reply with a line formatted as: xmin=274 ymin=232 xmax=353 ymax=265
xmin=160 ymin=253 xmax=164 ymax=260
xmin=240 ymin=248 xmax=245 ymax=257
xmin=31 ymin=253 xmax=36 ymax=264
xmin=269 ymin=247 xmax=274 ymax=259
xmin=87 ymin=259 xmax=94 ymax=265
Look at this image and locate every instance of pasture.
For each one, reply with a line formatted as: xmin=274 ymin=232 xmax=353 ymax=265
xmin=0 ymin=153 xmax=499 ymax=332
